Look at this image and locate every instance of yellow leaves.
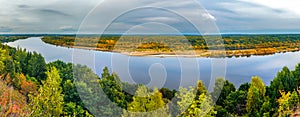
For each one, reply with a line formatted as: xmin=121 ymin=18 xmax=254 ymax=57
xmin=124 ymin=85 xmax=169 ymax=117
xmin=0 ymin=49 xmax=8 ymax=74
xmin=277 ymin=90 xmax=293 ymax=117
xmin=29 ymin=67 xmax=64 ymax=116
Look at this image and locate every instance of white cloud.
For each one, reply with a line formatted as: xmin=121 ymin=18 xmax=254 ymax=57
xmin=59 ymin=26 xmax=77 ymax=31
xmin=239 ymin=0 xmax=300 ymax=18
xmin=139 ymin=17 xmax=181 ymax=23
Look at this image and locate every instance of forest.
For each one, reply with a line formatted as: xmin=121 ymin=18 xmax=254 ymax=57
xmin=0 ymin=36 xmax=29 ymax=43
xmin=1 ymin=36 xmax=300 ymax=116
xmin=42 ymin=34 xmax=300 ymax=57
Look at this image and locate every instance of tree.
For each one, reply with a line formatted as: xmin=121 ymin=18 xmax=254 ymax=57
xmin=176 ymin=87 xmax=196 ymax=116
xmin=123 ymin=85 xmax=169 ymax=117
xmin=62 ymin=79 xmax=83 ymax=106
xmin=246 ymin=76 xmax=265 ymax=117
xmin=277 ymin=91 xmax=293 ymax=117
xmin=211 ymin=78 xmax=236 ymax=106
xmin=238 ymin=82 xmax=250 ymax=91
xmin=26 ymin=52 xmax=47 ymax=82
xmin=100 ymin=67 xmax=127 ymax=108
xmin=293 ymin=63 xmax=300 ymax=87
xmin=74 ymin=65 xmax=121 ymax=116
xmin=269 ymin=67 xmax=295 ymax=115
xmin=0 ymin=49 xmax=8 ymax=74
xmin=177 ymin=83 xmax=216 ymax=117
xmin=159 ymin=87 xmax=176 ymax=100
xmin=224 ymin=90 xmax=247 ymax=116
xmin=277 ymin=90 xmax=300 ymax=117
xmin=63 ymin=102 xmax=93 ymax=117
xmin=29 ymin=67 xmax=64 ymax=116
xmin=196 ymin=80 xmax=207 ymax=98
xmin=289 ymin=90 xmax=299 ymax=108
xmin=14 ymin=73 xmax=37 ymax=96
xmin=183 ymin=93 xmax=216 ymax=117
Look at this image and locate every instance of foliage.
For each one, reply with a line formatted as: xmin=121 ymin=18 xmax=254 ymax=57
xmin=246 ymin=76 xmax=266 ymax=116
xmin=100 ymin=67 xmax=127 ymax=108
xmin=42 ymin=34 xmax=300 ymax=57
xmin=0 ymin=36 xmax=28 ymax=43
xmin=2 ymin=39 xmax=300 ymax=116
xmin=211 ymin=78 xmax=236 ymax=106
xmin=224 ymin=90 xmax=247 ymax=116
xmin=0 ymin=80 xmax=29 ymax=116
xmin=277 ymin=90 xmax=300 ymax=117
xmin=29 ymin=67 xmax=64 ymax=116
xmin=123 ymin=85 xmax=169 ymax=117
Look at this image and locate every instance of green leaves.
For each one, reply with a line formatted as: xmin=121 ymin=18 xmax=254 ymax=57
xmin=277 ymin=90 xmax=300 ymax=117
xmin=246 ymin=76 xmax=266 ymax=116
xmin=29 ymin=67 xmax=64 ymax=116
xmin=124 ymin=85 xmax=169 ymax=117
xmin=177 ymin=85 xmax=216 ymax=117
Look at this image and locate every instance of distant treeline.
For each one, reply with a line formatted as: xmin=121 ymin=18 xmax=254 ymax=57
xmin=0 ymin=36 xmax=29 ymax=43
xmin=1 ymin=40 xmax=300 ymax=116
xmin=42 ymin=34 xmax=300 ymax=57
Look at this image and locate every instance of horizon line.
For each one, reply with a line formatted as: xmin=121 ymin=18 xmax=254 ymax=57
xmin=1 ymin=32 xmax=300 ymax=36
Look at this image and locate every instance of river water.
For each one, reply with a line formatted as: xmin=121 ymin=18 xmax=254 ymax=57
xmin=6 ymin=37 xmax=300 ymax=90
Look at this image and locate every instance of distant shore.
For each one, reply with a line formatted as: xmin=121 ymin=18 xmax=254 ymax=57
xmin=41 ymin=35 xmax=300 ymax=58
xmin=49 ymin=44 xmax=300 ymax=58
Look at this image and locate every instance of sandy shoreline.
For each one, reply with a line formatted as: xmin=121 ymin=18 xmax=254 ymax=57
xmin=51 ymin=44 xmax=300 ymax=58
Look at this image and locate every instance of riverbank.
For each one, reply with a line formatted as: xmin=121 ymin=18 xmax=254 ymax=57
xmin=41 ymin=34 xmax=300 ymax=58
xmin=47 ymin=44 xmax=300 ymax=58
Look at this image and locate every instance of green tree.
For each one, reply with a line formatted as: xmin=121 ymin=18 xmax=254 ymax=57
xmin=211 ymin=78 xmax=236 ymax=106
xmin=238 ymin=82 xmax=250 ymax=91
xmin=26 ymin=52 xmax=47 ymax=82
xmin=293 ymin=64 xmax=300 ymax=86
xmin=224 ymin=90 xmax=247 ymax=116
xmin=269 ymin=67 xmax=295 ymax=115
xmin=159 ymin=87 xmax=176 ymax=100
xmin=246 ymin=76 xmax=266 ymax=117
xmin=100 ymin=67 xmax=127 ymax=108
xmin=123 ymin=85 xmax=169 ymax=117
xmin=29 ymin=67 xmax=64 ymax=116
xmin=177 ymin=83 xmax=216 ymax=117
xmin=63 ymin=102 xmax=93 ymax=117
xmin=74 ymin=65 xmax=122 ymax=116
xmin=176 ymin=87 xmax=196 ymax=116
xmin=183 ymin=93 xmax=216 ymax=117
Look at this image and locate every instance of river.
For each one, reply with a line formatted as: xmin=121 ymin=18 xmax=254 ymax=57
xmin=6 ymin=37 xmax=300 ymax=90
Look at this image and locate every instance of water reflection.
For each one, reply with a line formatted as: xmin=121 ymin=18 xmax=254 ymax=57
xmin=6 ymin=37 xmax=300 ymax=89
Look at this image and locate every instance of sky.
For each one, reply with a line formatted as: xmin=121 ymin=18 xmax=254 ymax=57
xmin=0 ymin=0 xmax=300 ymax=34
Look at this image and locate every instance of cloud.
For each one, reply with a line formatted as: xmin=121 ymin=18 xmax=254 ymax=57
xmin=0 ymin=26 xmax=13 ymax=32
xmin=200 ymin=0 xmax=300 ymax=33
xmin=59 ymin=26 xmax=77 ymax=31
xmin=239 ymin=0 xmax=300 ymax=18
xmin=18 ymin=5 xmax=30 ymax=9
xmin=138 ymin=17 xmax=181 ymax=23
xmin=0 ymin=0 xmax=299 ymax=33
xmin=39 ymin=9 xmax=72 ymax=17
